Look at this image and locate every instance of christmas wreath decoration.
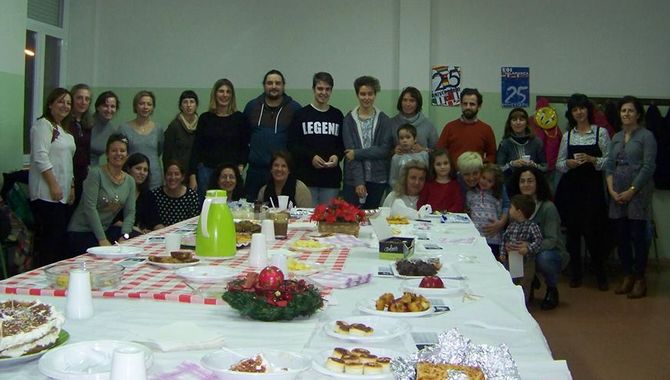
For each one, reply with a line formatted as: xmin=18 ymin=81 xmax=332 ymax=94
xmin=222 ymin=266 xmax=324 ymax=321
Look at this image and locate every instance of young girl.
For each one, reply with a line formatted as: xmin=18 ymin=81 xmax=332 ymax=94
xmin=467 ymin=163 xmax=504 ymax=260
xmin=418 ymin=148 xmax=464 ymax=212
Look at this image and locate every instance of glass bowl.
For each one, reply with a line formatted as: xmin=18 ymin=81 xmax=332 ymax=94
xmin=44 ymin=262 xmax=124 ymax=290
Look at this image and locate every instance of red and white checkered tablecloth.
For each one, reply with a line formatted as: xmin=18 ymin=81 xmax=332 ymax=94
xmin=0 ymin=218 xmax=346 ymax=305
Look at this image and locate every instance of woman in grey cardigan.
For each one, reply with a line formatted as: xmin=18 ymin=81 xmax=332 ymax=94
xmin=342 ymin=76 xmax=393 ymax=209
xmin=606 ymin=96 xmax=657 ymax=299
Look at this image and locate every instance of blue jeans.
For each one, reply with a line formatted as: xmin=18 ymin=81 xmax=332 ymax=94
xmin=309 ymin=187 xmax=340 ymax=207
xmin=196 ymin=164 xmax=215 ymax=199
xmin=535 ymin=249 xmax=563 ymax=287
xmin=342 ymin=182 xmax=387 ymax=209
xmin=245 ymin=165 xmax=271 ymax=202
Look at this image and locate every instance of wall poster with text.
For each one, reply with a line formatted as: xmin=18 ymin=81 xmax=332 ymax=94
xmin=501 ymin=67 xmax=530 ymax=107
xmin=431 ymin=65 xmax=461 ymax=106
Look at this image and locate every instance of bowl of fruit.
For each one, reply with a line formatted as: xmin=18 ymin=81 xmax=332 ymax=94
xmin=45 ymin=262 xmax=124 ymax=290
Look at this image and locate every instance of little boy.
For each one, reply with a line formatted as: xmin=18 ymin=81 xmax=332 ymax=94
xmin=502 ymin=194 xmax=543 ymax=300
xmin=389 ymin=124 xmax=429 ymax=188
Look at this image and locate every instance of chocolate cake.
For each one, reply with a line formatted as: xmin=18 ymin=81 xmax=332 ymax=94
xmin=0 ymin=300 xmax=64 ymax=358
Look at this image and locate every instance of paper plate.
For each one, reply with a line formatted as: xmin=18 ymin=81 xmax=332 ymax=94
xmin=86 ymin=245 xmax=143 ymax=258
xmin=357 ymin=299 xmax=434 ymax=318
xmin=324 ymin=316 xmax=409 ymax=342
xmin=312 ymin=347 xmax=401 ymax=379
xmin=175 ymin=266 xmax=242 ymax=283
xmin=146 ymin=256 xmax=200 ymax=269
xmin=201 ymin=348 xmax=310 ymax=380
xmin=288 ymin=241 xmax=335 ymax=252
xmin=0 ymin=330 xmax=69 ymax=367
xmin=38 ymin=340 xmax=152 ymax=380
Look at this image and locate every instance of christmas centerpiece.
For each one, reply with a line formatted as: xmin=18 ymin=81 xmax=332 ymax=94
xmin=310 ymin=198 xmax=366 ymax=237
xmin=222 ymin=266 xmax=324 ymax=321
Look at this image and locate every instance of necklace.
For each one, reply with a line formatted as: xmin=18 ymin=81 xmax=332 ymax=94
xmin=104 ymin=165 xmax=125 ymax=185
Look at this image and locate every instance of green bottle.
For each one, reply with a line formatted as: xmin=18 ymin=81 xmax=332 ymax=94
xmin=196 ymin=190 xmax=236 ymax=257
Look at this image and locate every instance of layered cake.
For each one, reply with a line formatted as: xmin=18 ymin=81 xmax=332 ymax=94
xmin=0 ymin=300 xmax=65 ymax=358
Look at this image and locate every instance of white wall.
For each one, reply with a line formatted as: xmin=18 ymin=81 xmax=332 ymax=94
xmin=430 ymin=0 xmax=670 ymax=96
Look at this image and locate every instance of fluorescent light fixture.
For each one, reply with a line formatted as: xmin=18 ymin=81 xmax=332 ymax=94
xmin=25 ymin=49 xmax=35 ymax=56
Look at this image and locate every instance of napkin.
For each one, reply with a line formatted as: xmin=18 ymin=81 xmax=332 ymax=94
xmin=320 ymin=233 xmax=370 ymax=248
xmin=309 ymin=271 xmax=372 ymax=288
xmin=390 ymin=199 xmax=418 ymax=219
xmin=133 ymin=321 xmax=226 ymax=352
xmin=150 ymin=361 xmax=218 ymax=380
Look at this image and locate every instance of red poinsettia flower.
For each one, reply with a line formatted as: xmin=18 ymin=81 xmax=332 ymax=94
xmin=310 ymin=198 xmax=367 ymax=223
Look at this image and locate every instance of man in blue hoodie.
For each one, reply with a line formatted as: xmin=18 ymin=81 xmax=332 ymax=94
xmin=244 ymin=69 xmax=301 ymax=201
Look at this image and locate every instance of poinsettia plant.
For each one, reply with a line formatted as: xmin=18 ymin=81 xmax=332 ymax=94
xmin=310 ymin=198 xmax=367 ymax=224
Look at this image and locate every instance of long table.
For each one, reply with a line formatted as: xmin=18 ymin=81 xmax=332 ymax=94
xmin=0 ymin=215 xmax=571 ymax=379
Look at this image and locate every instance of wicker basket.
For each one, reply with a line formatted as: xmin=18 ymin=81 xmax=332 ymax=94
xmin=317 ymin=222 xmax=360 ymax=237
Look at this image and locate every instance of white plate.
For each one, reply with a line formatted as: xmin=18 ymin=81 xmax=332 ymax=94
xmin=146 ymin=257 xmax=200 ymax=269
xmin=392 ymin=261 xmax=463 ymax=280
xmin=324 ymin=316 xmax=409 ymax=342
xmin=0 ymin=330 xmax=69 ymax=367
xmin=86 ymin=246 xmax=143 ymax=258
xmin=312 ymin=347 xmax=401 ymax=379
xmin=288 ymin=241 xmax=335 ymax=252
xmin=201 ymin=348 xmax=310 ymax=379
xmin=357 ymin=299 xmax=434 ymax=318
xmin=175 ymin=266 xmax=241 ymax=283
xmin=401 ymin=279 xmax=464 ymax=296
xmin=287 ymin=260 xmax=324 ymax=276
xmin=38 ymin=340 xmax=152 ymax=380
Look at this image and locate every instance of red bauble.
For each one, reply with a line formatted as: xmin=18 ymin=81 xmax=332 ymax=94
xmin=419 ymin=276 xmax=444 ymax=288
xmin=257 ymin=266 xmax=285 ymax=290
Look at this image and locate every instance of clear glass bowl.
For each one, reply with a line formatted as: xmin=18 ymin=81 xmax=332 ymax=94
xmin=44 ymin=262 xmax=124 ymax=290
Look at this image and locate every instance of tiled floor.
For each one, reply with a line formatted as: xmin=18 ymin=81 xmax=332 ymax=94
xmin=531 ymin=261 xmax=670 ymax=379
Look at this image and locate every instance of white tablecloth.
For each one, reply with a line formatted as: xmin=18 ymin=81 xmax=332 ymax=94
xmin=1 ymin=217 xmax=571 ymax=379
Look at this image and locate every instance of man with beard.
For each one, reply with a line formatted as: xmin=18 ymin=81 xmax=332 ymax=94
xmin=436 ymin=88 xmax=496 ymax=166
xmin=244 ymin=69 xmax=301 ymax=200
xmin=287 ymin=72 xmax=344 ymax=206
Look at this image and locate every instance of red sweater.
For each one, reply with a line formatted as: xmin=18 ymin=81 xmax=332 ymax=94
xmin=418 ymin=180 xmax=464 ymax=212
xmin=436 ymin=119 xmax=496 ymax=165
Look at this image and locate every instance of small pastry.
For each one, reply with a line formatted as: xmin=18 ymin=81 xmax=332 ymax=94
xmin=344 ymin=362 xmax=364 ymax=374
xmin=349 ymin=323 xmax=374 ymax=336
xmin=325 ymin=357 xmax=345 ymax=373
xmin=334 ymin=321 xmax=350 ymax=335
xmin=351 ymin=348 xmax=370 ymax=356
xmin=363 ymin=362 xmax=384 ymax=374
xmin=331 ymin=347 xmax=349 ymax=358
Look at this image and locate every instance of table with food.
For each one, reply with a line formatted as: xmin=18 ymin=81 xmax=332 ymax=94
xmin=0 ymin=200 xmax=571 ymax=379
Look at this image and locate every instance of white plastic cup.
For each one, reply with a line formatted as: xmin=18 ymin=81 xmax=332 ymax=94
xmin=271 ymin=251 xmax=288 ymax=274
xmin=277 ymin=195 xmax=289 ymax=210
xmin=110 ymin=346 xmax=147 ymax=380
xmin=249 ymin=233 xmax=268 ymax=268
xmin=261 ymin=219 xmax=276 ymax=243
xmin=66 ymin=269 xmax=94 ymax=320
xmin=521 ymin=154 xmax=531 ymax=161
xmin=165 ymin=233 xmax=182 ymax=251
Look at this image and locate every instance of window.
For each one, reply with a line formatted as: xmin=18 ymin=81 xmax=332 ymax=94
xmin=23 ymin=0 xmax=68 ymax=154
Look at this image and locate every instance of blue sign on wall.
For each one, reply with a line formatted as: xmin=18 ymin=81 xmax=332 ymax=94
xmin=501 ymin=67 xmax=529 ymax=108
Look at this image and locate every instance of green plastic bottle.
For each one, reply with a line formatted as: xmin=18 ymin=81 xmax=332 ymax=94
xmin=196 ymin=190 xmax=236 ymax=257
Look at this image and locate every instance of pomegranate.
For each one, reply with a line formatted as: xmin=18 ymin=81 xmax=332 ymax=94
xmin=419 ymin=276 xmax=444 ymax=288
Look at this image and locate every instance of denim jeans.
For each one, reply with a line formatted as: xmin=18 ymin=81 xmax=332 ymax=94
xmin=309 ymin=187 xmax=340 ymax=207
xmin=613 ymin=218 xmax=649 ymax=277
xmin=536 ymin=249 xmax=563 ymax=287
xmin=196 ymin=164 xmax=215 ymax=199
xmin=342 ymin=182 xmax=387 ymax=209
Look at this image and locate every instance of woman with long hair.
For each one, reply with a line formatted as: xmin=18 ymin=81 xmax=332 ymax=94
xmin=68 ymin=134 xmax=136 ymax=255
xmin=188 ymin=79 xmax=248 ymax=198
xmin=208 ymin=163 xmax=245 ymax=202
xmin=29 ymin=87 xmax=76 ymax=265
xmin=555 ymin=93 xmax=611 ymax=291
xmin=258 ymin=151 xmax=311 ymax=208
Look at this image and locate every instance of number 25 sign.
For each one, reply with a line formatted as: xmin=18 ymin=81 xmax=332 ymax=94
xmin=501 ymin=67 xmax=529 ymax=108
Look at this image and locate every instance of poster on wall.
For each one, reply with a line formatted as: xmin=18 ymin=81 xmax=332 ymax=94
xmin=431 ymin=65 xmax=461 ymax=106
xmin=501 ymin=67 xmax=529 ymax=107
